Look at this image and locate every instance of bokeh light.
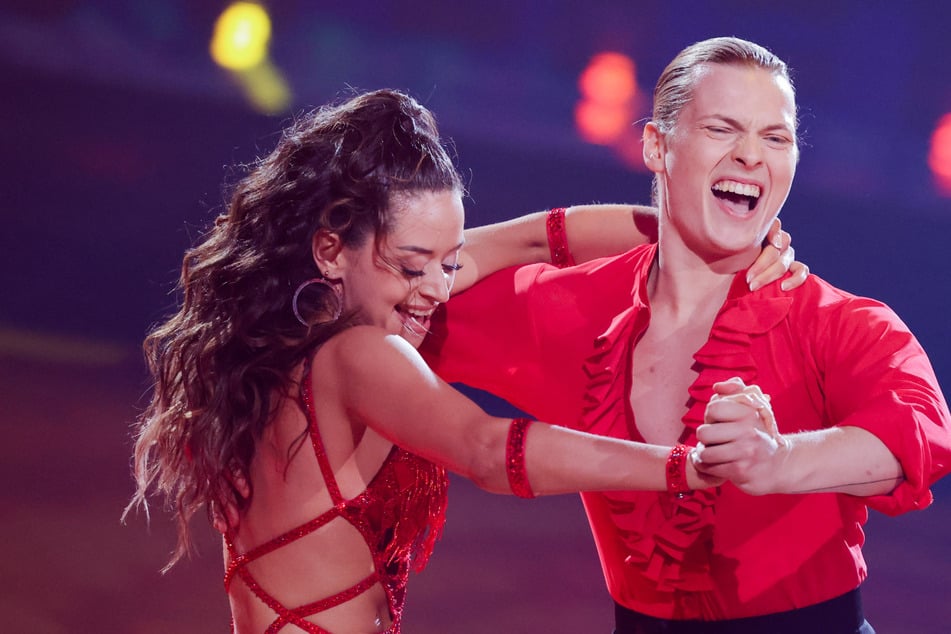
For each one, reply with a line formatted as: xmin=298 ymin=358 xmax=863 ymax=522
xmin=575 ymin=100 xmax=630 ymax=145
xmin=928 ymin=113 xmax=951 ymax=196
xmin=575 ymin=52 xmax=638 ymax=149
xmin=234 ymin=60 xmax=293 ymax=115
xmin=578 ymin=52 xmax=637 ymax=105
xmin=210 ymin=2 xmax=272 ymax=71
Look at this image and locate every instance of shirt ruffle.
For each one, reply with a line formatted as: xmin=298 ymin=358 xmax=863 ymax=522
xmin=578 ymin=267 xmax=793 ymax=594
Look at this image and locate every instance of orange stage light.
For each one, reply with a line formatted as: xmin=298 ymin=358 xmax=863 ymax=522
xmin=578 ymin=52 xmax=637 ymax=105
xmin=928 ymin=113 xmax=951 ymax=195
xmin=575 ymin=52 xmax=640 ymax=153
xmin=575 ymin=100 xmax=629 ymax=145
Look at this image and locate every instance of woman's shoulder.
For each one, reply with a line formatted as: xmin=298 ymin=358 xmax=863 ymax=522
xmin=315 ymin=327 xmax=440 ymax=419
xmin=318 ymin=326 xmax=426 ymax=375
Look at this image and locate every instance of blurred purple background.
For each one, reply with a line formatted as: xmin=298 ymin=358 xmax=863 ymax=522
xmin=2 ymin=2 xmax=949 ymax=632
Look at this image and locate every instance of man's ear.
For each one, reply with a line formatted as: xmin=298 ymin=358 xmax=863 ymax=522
xmin=643 ymin=122 xmax=666 ymax=173
xmin=312 ymin=229 xmax=345 ymax=279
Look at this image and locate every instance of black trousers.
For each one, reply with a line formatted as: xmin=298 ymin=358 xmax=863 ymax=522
xmin=613 ymin=588 xmax=874 ymax=634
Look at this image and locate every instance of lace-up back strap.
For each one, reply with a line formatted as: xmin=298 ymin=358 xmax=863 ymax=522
xmin=225 ymin=512 xmax=383 ymax=634
xmin=261 ymin=573 xmax=382 ymax=634
xmin=224 ymin=360 xmax=422 ymax=634
xmin=224 ymin=506 xmax=339 ymax=591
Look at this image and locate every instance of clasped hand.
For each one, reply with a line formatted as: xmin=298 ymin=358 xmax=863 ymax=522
xmin=692 ymin=377 xmax=788 ymax=495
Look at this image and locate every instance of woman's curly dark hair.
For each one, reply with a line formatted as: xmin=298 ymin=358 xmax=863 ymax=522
xmin=126 ymin=89 xmax=462 ymax=568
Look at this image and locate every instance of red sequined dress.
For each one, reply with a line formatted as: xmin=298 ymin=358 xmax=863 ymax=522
xmin=224 ymin=358 xmax=449 ymax=633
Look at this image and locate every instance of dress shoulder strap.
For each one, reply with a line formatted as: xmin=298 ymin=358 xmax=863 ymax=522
xmin=300 ymin=356 xmax=344 ymax=506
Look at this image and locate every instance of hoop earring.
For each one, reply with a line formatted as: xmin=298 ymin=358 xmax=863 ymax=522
xmin=292 ymin=278 xmax=343 ymax=326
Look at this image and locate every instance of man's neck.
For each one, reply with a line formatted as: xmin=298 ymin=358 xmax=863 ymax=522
xmin=648 ymin=239 xmax=756 ymax=324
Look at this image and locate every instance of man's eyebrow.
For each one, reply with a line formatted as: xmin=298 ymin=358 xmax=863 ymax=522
xmin=707 ymin=115 xmax=793 ymax=134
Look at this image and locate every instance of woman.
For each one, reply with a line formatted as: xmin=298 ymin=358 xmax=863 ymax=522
xmin=126 ymin=89 xmax=802 ymax=633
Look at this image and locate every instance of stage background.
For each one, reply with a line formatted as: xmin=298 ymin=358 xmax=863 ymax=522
xmin=1 ymin=2 xmax=949 ymax=632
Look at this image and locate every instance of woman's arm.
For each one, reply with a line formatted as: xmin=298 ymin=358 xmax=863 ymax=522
xmin=453 ymin=205 xmax=653 ymax=294
xmin=452 ymin=205 xmax=807 ymax=295
xmin=330 ymin=326 xmax=717 ymax=495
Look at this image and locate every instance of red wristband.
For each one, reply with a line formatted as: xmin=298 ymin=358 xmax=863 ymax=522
xmin=546 ymin=207 xmax=576 ymax=268
xmin=506 ymin=417 xmax=535 ymax=498
xmin=666 ymin=444 xmax=690 ymax=498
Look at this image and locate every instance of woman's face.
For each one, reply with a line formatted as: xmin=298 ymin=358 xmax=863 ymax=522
xmin=338 ymin=189 xmax=465 ymax=348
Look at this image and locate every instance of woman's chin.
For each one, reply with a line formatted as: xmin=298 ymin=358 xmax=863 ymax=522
xmin=397 ymin=314 xmax=430 ymax=349
xmin=399 ymin=330 xmax=426 ymax=349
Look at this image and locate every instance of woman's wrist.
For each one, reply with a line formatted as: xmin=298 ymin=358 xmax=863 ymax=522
xmin=546 ymin=208 xmax=576 ymax=268
xmin=666 ymin=443 xmax=691 ymax=497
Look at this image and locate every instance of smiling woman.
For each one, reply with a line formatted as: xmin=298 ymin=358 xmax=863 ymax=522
xmin=124 ymin=87 xmax=809 ymax=634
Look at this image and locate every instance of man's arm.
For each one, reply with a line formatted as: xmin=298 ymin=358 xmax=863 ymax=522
xmin=695 ymin=301 xmax=951 ymax=508
xmin=696 ymin=381 xmax=904 ymax=496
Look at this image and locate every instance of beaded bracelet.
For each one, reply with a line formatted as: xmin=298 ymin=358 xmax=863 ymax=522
xmin=546 ymin=207 xmax=576 ymax=268
xmin=506 ymin=417 xmax=536 ymax=498
xmin=665 ymin=443 xmax=691 ymax=498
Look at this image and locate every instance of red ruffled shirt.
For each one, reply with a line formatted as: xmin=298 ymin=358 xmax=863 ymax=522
xmin=422 ymin=243 xmax=951 ymax=620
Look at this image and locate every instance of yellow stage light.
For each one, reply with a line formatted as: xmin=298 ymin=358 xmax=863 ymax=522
xmin=210 ymin=2 xmax=271 ymax=71
xmin=234 ymin=60 xmax=293 ymax=115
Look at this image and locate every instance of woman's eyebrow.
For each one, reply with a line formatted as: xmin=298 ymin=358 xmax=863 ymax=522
xmin=395 ymin=240 xmax=465 ymax=255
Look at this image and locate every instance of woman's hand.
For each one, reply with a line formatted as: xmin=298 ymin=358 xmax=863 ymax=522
xmin=747 ymin=218 xmax=809 ymax=292
xmin=686 ymin=452 xmax=726 ymax=490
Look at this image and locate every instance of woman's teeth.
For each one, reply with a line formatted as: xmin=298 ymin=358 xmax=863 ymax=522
xmin=399 ymin=308 xmax=432 ymax=335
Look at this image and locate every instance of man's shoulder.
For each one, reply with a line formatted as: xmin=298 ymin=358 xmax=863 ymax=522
xmin=779 ymin=273 xmax=903 ymax=332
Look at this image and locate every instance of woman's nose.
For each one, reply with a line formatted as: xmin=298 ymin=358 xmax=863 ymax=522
xmin=418 ymin=268 xmax=451 ymax=303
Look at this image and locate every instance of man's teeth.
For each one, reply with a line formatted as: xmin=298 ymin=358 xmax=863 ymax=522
xmin=712 ymin=180 xmax=761 ymax=199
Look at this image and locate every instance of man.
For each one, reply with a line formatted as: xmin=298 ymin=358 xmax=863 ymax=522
xmin=422 ymin=37 xmax=950 ymax=633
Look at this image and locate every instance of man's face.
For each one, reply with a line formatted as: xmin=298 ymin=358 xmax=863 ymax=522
xmin=656 ymin=63 xmax=798 ymax=262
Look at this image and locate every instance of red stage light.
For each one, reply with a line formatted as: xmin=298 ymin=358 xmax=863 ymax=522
xmin=578 ymin=52 xmax=637 ymax=105
xmin=575 ymin=100 xmax=630 ymax=145
xmin=928 ymin=113 xmax=951 ymax=195
xmin=575 ymin=52 xmax=638 ymax=147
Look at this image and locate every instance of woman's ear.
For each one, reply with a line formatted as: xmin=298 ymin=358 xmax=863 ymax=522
xmin=643 ymin=122 xmax=665 ymax=173
xmin=312 ymin=229 xmax=344 ymax=279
